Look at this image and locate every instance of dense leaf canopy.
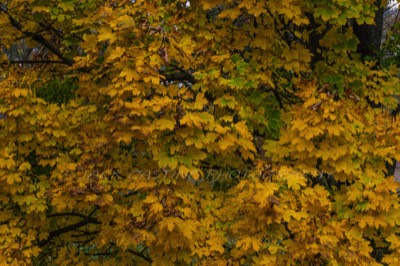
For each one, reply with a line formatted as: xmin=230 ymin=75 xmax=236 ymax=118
xmin=1 ymin=0 xmax=400 ymax=265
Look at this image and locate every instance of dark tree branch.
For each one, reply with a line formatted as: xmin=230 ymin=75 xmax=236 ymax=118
xmin=160 ymin=72 xmax=196 ymax=83
xmin=0 ymin=4 xmax=74 ymax=66
xmin=159 ymin=65 xmax=196 ymax=84
xmin=38 ymin=218 xmax=100 ymax=247
xmin=353 ymin=1 xmax=384 ymax=60
xmin=85 ymin=251 xmax=116 ymax=256
xmin=38 ymin=211 xmax=100 ymax=247
xmin=127 ymin=248 xmax=153 ymax=263
xmin=108 ymin=241 xmax=153 ymax=263
xmin=40 ymin=19 xmax=64 ymax=39
xmin=6 ymin=60 xmax=69 ymax=64
xmin=71 ymin=230 xmax=101 ymax=238
xmin=46 ymin=212 xmax=99 ymax=220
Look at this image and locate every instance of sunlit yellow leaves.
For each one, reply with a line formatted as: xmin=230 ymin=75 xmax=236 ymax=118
xmin=251 ymin=29 xmax=275 ymax=50
xmin=283 ymin=209 xmax=307 ymax=222
xmin=218 ymin=8 xmax=242 ymax=20
xmin=236 ymin=236 xmax=262 ymax=252
xmin=13 ymin=89 xmax=29 ymax=97
xmin=52 ymin=129 xmax=66 ymax=138
xmin=357 ymin=215 xmax=376 ymax=229
xmin=319 ymin=235 xmax=339 ymax=251
xmin=155 ymin=151 xmax=179 ymax=169
xmin=218 ymin=133 xmax=236 ymax=150
xmin=85 ymin=194 xmax=98 ymax=203
xmin=153 ymin=118 xmax=175 ymax=131
xmin=150 ymin=202 xmax=163 ymax=213
xmin=290 ymin=137 xmax=314 ymax=152
xmin=119 ymin=68 xmax=140 ymax=82
xmin=142 ymin=75 xmax=160 ymax=84
xmin=0 ymin=158 xmax=16 ymax=170
xmin=302 ymin=126 xmax=324 ymax=140
xmin=326 ymin=124 xmax=343 ymax=136
xmin=237 ymin=138 xmax=256 ymax=153
xmin=346 ymin=186 xmax=363 ymax=202
xmin=315 ymin=6 xmax=340 ymax=22
xmin=1 ymin=0 xmax=400 ymax=265
xmin=254 ymin=254 xmax=278 ymax=265
xmin=180 ymin=112 xmax=214 ymax=128
xmin=194 ymin=93 xmax=208 ymax=110
xmin=159 ymin=217 xmax=196 ymax=240
xmin=205 ymin=232 xmax=226 ymax=254
xmin=23 ymin=246 xmax=41 ymax=258
xmin=201 ymin=0 xmax=224 ymax=10
xmin=4 ymin=173 xmax=21 ymax=185
xmin=387 ymin=234 xmax=400 ymax=251
xmin=18 ymin=162 xmax=31 ymax=172
xmin=234 ymin=121 xmax=252 ymax=139
xmin=80 ymin=34 xmax=98 ymax=52
xmin=291 ymin=119 xmax=307 ymax=131
xmin=236 ymin=179 xmax=279 ymax=208
xmin=215 ymin=95 xmax=238 ymax=109
xmin=61 ymin=161 xmax=78 ymax=172
xmin=31 ymin=6 xmax=49 ymax=13
xmin=107 ymin=47 xmax=125 ymax=61
xmin=8 ymin=107 xmax=26 ymax=117
xmin=98 ymin=27 xmax=117 ymax=44
xmin=278 ymin=167 xmax=307 ymax=190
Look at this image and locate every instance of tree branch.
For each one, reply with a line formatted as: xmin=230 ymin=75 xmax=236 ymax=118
xmin=5 ymin=60 xmax=69 ymax=65
xmin=46 ymin=212 xmax=99 ymax=220
xmin=109 ymin=241 xmax=153 ymax=263
xmin=127 ymin=248 xmax=153 ymax=263
xmin=38 ymin=212 xmax=100 ymax=247
xmin=159 ymin=65 xmax=196 ymax=84
xmin=0 ymin=4 xmax=74 ymax=66
xmin=71 ymin=230 xmax=100 ymax=238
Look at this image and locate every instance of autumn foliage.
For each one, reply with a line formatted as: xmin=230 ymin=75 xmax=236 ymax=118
xmin=1 ymin=0 xmax=400 ymax=265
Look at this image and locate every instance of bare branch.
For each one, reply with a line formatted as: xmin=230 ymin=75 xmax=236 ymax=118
xmin=46 ymin=212 xmax=99 ymax=220
xmin=127 ymin=248 xmax=153 ymax=263
xmin=5 ymin=60 xmax=69 ymax=65
xmin=159 ymin=66 xmax=196 ymax=84
xmin=0 ymin=4 xmax=74 ymax=66
xmin=38 ymin=211 xmax=100 ymax=247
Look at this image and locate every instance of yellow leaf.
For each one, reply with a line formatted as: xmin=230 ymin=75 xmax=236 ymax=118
xmin=218 ymin=8 xmax=242 ymax=19
xmin=143 ymin=75 xmax=160 ymax=84
xmin=194 ymin=93 xmax=208 ymax=110
xmin=108 ymin=47 xmax=125 ymax=61
xmin=98 ymin=28 xmax=117 ymax=44
xmin=58 ymin=2 xmax=74 ymax=11
xmin=153 ymin=118 xmax=175 ymax=130
xmin=236 ymin=237 xmax=262 ymax=252
xmin=207 ymin=232 xmax=226 ymax=253
xmin=218 ymin=133 xmax=236 ymax=150
xmin=18 ymin=162 xmax=31 ymax=171
xmin=52 ymin=130 xmax=66 ymax=138
xmin=5 ymin=173 xmax=21 ymax=185
xmin=150 ymin=203 xmax=163 ymax=213
xmin=235 ymin=121 xmax=252 ymax=139
xmin=326 ymin=124 xmax=343 ymax=136
xmin=85 ymin=194 xmax=98 ymax=202
xmin=278 ymin=167 xmax=306 ymax=190
xmin=387 ymin=234 xmax=400 ymax=250
xmin=120 ymin=68 xmax=140 ymax=82
xmin=144 ymin=194 xmax=158 ymax=204
xmin=292 ymin=119 xmax=307 ymax=131
xmin=303 ymin=126 xmax=324 ymax=140
xmin=12 ymin=89 xmax=29 ymax=97
xmin=237 ymin=138 xmax=256 ymax=152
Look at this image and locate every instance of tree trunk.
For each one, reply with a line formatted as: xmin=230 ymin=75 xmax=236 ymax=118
xmin=353 ymin=1 xmax=384 ymax=60
xmin=352 ymin=1 xmax=400 ymax=177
